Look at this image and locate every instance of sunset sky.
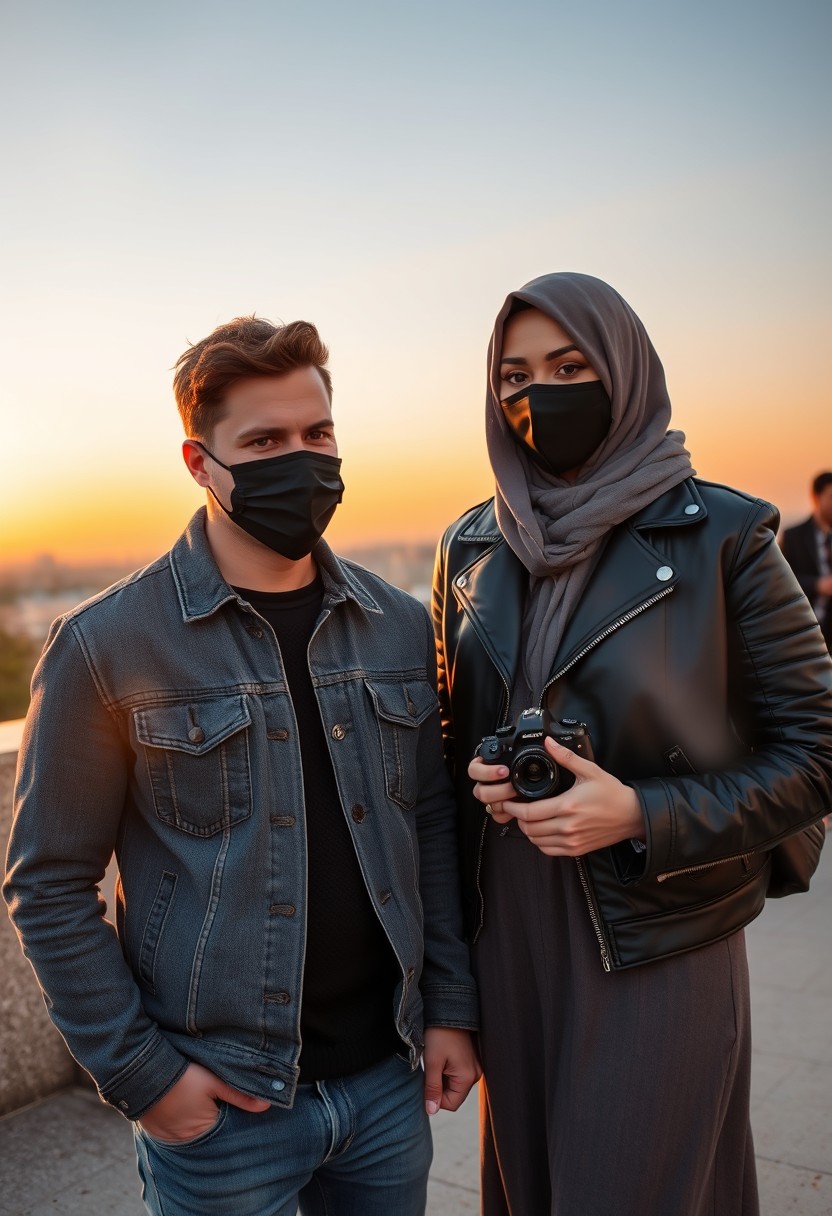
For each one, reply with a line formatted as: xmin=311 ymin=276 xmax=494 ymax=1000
xmin=1 ymin=0 xmax=830 ymax=566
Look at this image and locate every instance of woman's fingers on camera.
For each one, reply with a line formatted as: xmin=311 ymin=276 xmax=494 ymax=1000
xmin=468 ymin=759 xmax=510 ymax=782
xmin=473 ymin=779 xmax=515 ymax=805
xmin=544 ymin=735 xmax=596 ymax=775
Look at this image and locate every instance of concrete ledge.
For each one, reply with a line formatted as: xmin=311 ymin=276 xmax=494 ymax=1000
xmin=1 ymin=721 xmax=78 ymax=1117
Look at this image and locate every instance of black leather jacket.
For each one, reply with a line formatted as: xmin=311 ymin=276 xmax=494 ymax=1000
xmin=433 ymin=478 xmax=832 ymax=970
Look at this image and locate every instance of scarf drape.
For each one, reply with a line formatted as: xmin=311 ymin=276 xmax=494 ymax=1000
xmin=485 ymin=272 xmax=694 ymax=699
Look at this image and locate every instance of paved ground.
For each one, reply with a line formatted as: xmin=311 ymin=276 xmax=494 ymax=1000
xmin=1 ymin=844 xmax=830 ymax=1215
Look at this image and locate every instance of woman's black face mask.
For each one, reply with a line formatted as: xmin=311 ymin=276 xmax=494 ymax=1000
xmin=198 ymin=444 xmax=345 ymax=560
xmin=501 ymin=381 xmax=612 ymax=476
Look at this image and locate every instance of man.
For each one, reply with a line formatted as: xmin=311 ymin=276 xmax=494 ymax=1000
xmin=4 ymin=317 xmax=479 ymax=1216
xmin=780 ymin=471 xmax=832 ymax=652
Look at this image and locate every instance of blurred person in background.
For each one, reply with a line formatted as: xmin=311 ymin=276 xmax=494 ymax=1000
xmin=780 ymin=471 xmax=832 ymax=653
xmin=433 ymin=272 xmax=832 ymax=1216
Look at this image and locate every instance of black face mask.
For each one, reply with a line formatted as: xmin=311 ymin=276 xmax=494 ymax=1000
xmin=501 ymin=381 xmax=612 ymax=476
xmin=199 ymin=445 xmax=345 ymax=560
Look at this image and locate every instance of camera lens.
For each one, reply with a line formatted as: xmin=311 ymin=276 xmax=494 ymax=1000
xmin=511 ymin=747 xmax=562 ymax=800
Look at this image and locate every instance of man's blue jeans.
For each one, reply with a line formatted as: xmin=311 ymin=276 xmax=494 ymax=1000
xmin=133 ymin=1054 xmax=432 ymax=1216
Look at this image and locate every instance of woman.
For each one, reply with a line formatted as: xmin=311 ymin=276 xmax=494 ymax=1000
xmin=432 ymin=272 xmax=832 ymax=1215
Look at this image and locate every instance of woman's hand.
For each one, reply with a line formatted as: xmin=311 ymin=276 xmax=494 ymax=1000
xmin=467 ymin=755 xmax=516 ymax=824
xmin=469 ymin=736 xmax=645 ymax=856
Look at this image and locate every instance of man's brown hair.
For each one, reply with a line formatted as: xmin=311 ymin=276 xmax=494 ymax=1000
xmin=173 ymin=316 xmax=332 ymax=441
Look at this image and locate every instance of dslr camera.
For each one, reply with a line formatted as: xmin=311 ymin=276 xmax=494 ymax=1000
xmin=475 ymin=710 xmax=593 ymax=801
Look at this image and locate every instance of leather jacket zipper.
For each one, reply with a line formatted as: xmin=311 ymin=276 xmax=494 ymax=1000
xmin=657 ymin=853 xmax=752 ymax=882
xmin=575 ymin=857 xmax=611 ymax=971
xmin=537 ymin=586 xmax=675 ymax=706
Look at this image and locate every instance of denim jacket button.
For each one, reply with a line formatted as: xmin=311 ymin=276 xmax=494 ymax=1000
xmin=245 ymin=624 xmax=264 ymax=639
xmin=351 ymin=804 xmax=366 ymax=823
xmin=188 ymin=727 xmax=205 ymax=744
xmin=270 ymin=1079 xmax=286 ymax=1092
xmin=379 ymin=890 xmax=392 ymax=905
xmin=118 ymin=1100 xmax=129 ymax=1111
xmin=331 ymin=724 xmax=346 ymax=741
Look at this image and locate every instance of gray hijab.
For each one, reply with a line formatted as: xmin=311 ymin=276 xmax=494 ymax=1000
xmin=485 ymin=272 xmax=694 ymax=701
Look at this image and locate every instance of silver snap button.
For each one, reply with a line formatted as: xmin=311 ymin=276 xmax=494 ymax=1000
xmin=684 ymin=504 xmax=700 ymax=515
xmin=331 ymin=724 xmax=346 ymax=741
xmin=656 ymin=566 xmax=673 ymax=581
xmin=188 ymin=727 xmax=205 ymax=744
xmin=456 ymin=575 xmax=467 ymax=588
xmin=271 ymin=1079 xmax=285 ymax=1092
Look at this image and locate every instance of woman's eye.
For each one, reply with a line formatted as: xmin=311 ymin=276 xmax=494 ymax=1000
xmin=558 ymin=362 xmax=584 ymax=378
xmin=504 ymin=371 xmax=528 ymax=387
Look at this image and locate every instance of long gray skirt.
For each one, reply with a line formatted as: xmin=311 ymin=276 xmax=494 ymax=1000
xmin=474 ymin=820 xmax=759 ymax=1216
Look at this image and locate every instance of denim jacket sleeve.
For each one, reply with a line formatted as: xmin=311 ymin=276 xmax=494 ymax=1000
xmin=413 ymin=610 xmax=479 ymax=1031
xmin=3 ymin=616 xmax=189 ymax=1120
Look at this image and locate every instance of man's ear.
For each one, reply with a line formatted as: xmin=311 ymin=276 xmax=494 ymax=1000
xmin=182 ymin=439 xmax=212 ymax=488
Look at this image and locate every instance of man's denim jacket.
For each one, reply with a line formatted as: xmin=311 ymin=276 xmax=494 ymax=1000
xmin=4 ymin=510 xmax=478 ymax=1119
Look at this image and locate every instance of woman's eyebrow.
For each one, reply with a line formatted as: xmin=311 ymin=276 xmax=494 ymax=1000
xmin=500 ymin=344 xmax=578 ymax=366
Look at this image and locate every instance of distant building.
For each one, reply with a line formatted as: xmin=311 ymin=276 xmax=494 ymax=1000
xmin=7 ymin=590 xmax=98 ymax=644
xmin=1 ymin=545 xmax=437 ymax=642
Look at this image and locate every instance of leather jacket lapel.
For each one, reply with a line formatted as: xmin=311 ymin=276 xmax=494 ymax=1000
xmin=451 ymin=480 xmax=707 ymax=697
xmin=545 ymin=526 xmax=677 ymax=687
xmin=452 ymin=536 xmax=525 ymax=692
xmin=549 ymin=480 xmax=706 ymax=684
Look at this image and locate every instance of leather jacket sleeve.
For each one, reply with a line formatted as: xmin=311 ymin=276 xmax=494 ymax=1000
xmin=634 ymin=500 xmax=832 ymax=883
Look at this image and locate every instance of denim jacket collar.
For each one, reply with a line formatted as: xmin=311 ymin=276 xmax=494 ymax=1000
xmin=170 ymin=508 xmax=383 ymax=623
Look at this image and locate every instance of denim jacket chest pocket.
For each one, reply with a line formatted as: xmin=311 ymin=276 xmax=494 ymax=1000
xmin=134 ymin=695 xmax=253 ymax=837
xmin=364 ymin=678 xmax=439 ymax=810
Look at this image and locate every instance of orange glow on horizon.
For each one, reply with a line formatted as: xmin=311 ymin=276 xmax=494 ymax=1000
xmin=0 ymin=452 xmax=496 ymax=568
xmin=1 ymin=373 xmax=827 ymax=570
